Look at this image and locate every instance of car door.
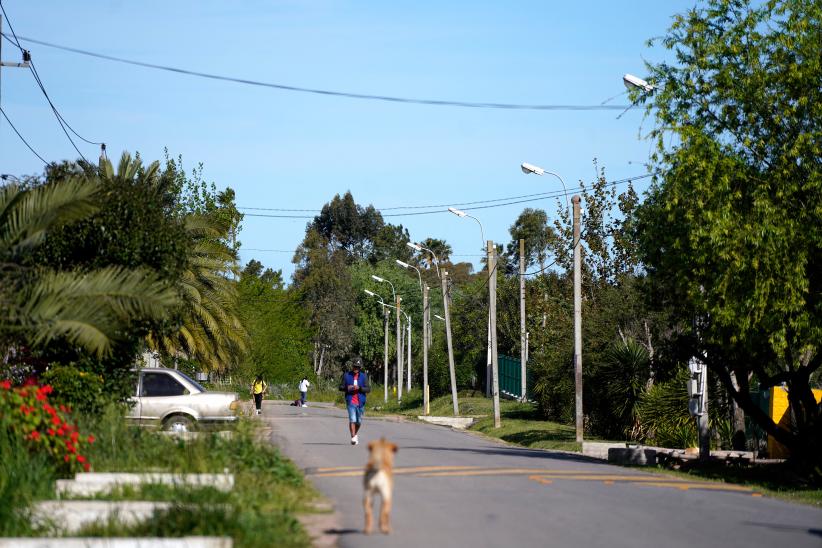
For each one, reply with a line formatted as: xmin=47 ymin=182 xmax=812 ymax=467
xmin=125 ymin=372 xmax=142 ymax=424
xmin=138 ymin=371 xmax=190 ymax=426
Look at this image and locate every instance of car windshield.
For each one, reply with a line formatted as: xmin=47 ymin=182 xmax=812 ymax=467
xmin=175 ymin=370 xmax=208 ymax=393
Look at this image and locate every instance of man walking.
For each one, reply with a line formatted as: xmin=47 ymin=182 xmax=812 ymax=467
xmin=339 ymin=357 xmax=371 ymax=445
xmin=298 ymin=377 xmax=311 ymax=407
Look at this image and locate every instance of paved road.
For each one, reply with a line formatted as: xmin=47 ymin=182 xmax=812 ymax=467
xmin=265 ymin=402 xmax=822 ymax=548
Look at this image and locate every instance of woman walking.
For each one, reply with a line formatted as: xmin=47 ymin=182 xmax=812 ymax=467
xmin=251 ymin=374 xmax=268 ymax=415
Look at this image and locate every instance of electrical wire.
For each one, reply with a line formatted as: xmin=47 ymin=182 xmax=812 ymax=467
xmin=241 ymin=174 xmax=650 ymax=219
xmin=6 ymin=33 xmax=633 ymax=112
xmin=0 ymin=4 xmax=99 ymax=162
xmin=0 ymin=105 xmax=48 ymax=164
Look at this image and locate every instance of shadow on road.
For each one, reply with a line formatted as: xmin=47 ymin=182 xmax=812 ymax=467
xmin=743 ymin=522 xmax=822 ymax=538
xmin=401 ymin=444 xmax=604 ymax=464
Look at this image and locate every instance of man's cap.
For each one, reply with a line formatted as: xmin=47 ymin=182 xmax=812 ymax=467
xmin=352 ymin=357 xmax=363 ymax=369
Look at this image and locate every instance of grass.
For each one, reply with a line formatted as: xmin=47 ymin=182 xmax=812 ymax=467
xmin=635 ymin=461 xmax=822 ymax=508
xmin=0 ymin=429 xmax=56 ymax=537
xmin=65 ymin=406 xmax=318 ymax=547
xmin=367 ymin=388 xmax=583 ymax=452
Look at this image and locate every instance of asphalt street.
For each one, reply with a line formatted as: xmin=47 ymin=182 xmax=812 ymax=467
xmin=264 ymin=402 xmax=822 ymax=548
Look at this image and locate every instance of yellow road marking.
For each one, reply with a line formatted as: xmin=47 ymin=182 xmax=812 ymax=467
xmin=419 ymin=469 xmax=592 ymax=477
xmin=313 ymin=465 xmax=481 ymax=477
xmin=528 ymin=474 xmax=681 ymax=482
xmin=639 ymin=481 xmax=755 ymax=493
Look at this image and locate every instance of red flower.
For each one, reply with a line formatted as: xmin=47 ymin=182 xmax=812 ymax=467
xmin=28 ymin=431 xmax=41 ymax=441
xmin=51 ymin=415 xmax=61 ymax=426
xmin=47 ymin=429 xmax=56 ymax=436
xmin=83 ymin=462 xmax=90 ymax=472
xmin=56 ymin=428 xmax=65 ymax=436
xmin=0 ymin=380 xmax=10 ymax=390
xmin=23 ymin=377 xmax=37 ymax=386
xmin=35 ymin=392 xmax=46 ymax=401
xmin=40 ymin=385 xmax=53 ymax=395
xmin=66 ymin=444 xmax=76 ymax=454
xmin=77 ymin=455 xmax=86 ymax=463
xmin=70 ymin=431 xmax=79 ymax=442
xmin=43 ymin=404 xmax=56 ymax=415
xmin=59 ymin=404 xmax=67 ymax=413
xmin=87 ymin=435 xmax=96 ymax=444
xmin=64 ymin=455 xmax=70 ymax=462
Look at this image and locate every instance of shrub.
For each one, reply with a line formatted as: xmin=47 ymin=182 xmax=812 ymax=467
xmin=0 ymin=380 xmax=95 ymax=475
xmin=41 ymin=364 xmax=107 ymax=415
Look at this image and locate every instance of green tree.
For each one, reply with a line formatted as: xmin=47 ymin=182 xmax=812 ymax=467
xmin=0 ymin=169 xmax=178 ymax=360
xmin=506 ymin=208 xmax=556 ymax=273
xmin=635 ymin=0 xmax=822 ymax=465
xmin=237 ymin=260 xmax=311 ymax=383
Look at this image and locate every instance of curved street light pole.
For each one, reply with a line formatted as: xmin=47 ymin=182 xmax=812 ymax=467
xmin=364 ymin=289 xmax=390 ymax=402
xmin=520 ymin=162 xmax=582 ymax=442
xmin=409 ymin=241 xmax=458 ymax=415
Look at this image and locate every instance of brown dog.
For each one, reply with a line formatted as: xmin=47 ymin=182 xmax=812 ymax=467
xmin=364 ymin=437 xmax=397 ymax=534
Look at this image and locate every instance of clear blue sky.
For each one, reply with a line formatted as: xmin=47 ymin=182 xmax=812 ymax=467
xmin=0 ymin=0 xmax=696 ymax=280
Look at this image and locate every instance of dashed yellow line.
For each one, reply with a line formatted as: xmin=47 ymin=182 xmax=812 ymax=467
xmin=312 ymin=465 xmax=480 ymax=478
xmin=418 ymin=468 xmax=592 ymax=478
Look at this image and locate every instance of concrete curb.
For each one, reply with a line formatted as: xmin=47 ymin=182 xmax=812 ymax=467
xmin=33 ymin=500 xmax=172 ymax=533
xmin=0 ymin=538 xmax=231 ymax=547
xmin=57 ymin=473 xmax=234 ymax=497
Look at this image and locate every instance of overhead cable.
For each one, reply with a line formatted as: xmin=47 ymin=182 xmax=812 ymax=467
xmin=6 ymin=33 xmax=633 ymax=112
xmin=0 ymin=105 xmax=48 ymax=164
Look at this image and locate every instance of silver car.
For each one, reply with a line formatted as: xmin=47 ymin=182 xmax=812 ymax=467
xmin=127 ymin=368 xmax=240 ymax=432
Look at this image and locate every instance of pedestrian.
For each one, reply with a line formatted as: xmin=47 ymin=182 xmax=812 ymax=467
xmin=250 ymin=374 xmax=268 ymax=415
xmin=298 ymin=377 xmax=311 ymax=407
xmin=339 ymin=356 xmax=371 ymax=445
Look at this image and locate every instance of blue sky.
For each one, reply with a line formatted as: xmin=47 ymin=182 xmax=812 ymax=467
xmin=0 ymin=1 xmax=696 ymax=280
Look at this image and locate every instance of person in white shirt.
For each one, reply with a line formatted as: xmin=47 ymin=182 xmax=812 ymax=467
xmin=298 ymin=377 xmax=311 ymax=407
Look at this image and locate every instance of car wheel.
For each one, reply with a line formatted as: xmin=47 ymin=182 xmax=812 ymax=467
xmin=163 ymin=414 xmax=195 ymax=433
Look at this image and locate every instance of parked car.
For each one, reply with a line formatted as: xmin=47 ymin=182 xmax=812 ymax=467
xmin=127 ymin=368 xmax=240 ymax=432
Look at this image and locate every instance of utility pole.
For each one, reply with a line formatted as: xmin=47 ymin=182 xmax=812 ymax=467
xmin=1 ymin=16 xmax=32 ymax=129
xmin=406 ymin=316 xmax=412 ymax=392
xmin=572 ymin=196 xmax=583 ymax=443
xmin=441 ymin=270 xmax=459 ymax=416
xmin=383 ymin=308 xmax=389 ymax=403
xmin=396 ymin=295 xmax=402 ymax=402
xmin=488 ymin=240 xmax=501 ymax=428
xmin=519 ymin=239 xmax=527 ymax=402
xmin=422 ymin=283 xmax=430 ymax=415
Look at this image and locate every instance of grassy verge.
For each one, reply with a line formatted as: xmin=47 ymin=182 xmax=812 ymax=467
xmin=635 ymin=462 xmax=822 ymax=507
xmin=68 ymin=407 xmax=317 ymax=547
xmin=368 ymin=389 xmax=583 ymax=452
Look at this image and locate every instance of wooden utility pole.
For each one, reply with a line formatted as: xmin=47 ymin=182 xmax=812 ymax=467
xmin=572 ymin=196 xmax=583 ymax=443
xmin=383 ymin=308 xmax=389 ymax=403
xmin=406 ymin=317 xmax=411 ymax=392
xmin=519 ymin=239 xmax=527 ymax=402
xmin=488 ymin=240 xmax=501 ymax=428
xmin=422 ymin=283 xmax=430 ymax=415
xmin=441 ymin=270 xmax=459 ymax=416
xmin=396 ymin=295 xmax=402 ymax=402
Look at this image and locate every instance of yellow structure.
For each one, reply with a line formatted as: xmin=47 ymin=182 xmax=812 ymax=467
xmin=767 ymin=386 xmax=822 ymax=458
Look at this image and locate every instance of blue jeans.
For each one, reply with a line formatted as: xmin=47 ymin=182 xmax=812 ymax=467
xmin=300 ymin=391 xmax=307 ymax=404
xmin=347 ymin=403 xmax=364 ymax=424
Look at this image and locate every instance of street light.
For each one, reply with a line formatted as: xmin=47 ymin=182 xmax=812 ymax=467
xmin=396 ymin=258 xmax=428 ymax=411
xmin=371 ymin=275 xmax=395 ymax=300
xmin=520 ymin=161 xmax=583 ymax=443
xmin=622 ymin=73 xmax=653 ymax=92
xmin=520 ymin=162 xmax=570 ymax=215
xmin=409 ymin=240 xmax=458 ymax=416
xmin=447 ymin=207 xmax=485 ymax=247
xmin=365 ymin=289 xmax=390 ymax=402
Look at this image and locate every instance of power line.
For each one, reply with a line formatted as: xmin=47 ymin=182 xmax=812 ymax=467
xmin=240 ymin=174 xmax=650 ymax=219
xmin=0 ymin=4 xmax=100 ymax=163
xmin=0 ymin=105 xmax=48 ymax=164
xmin=6 ymin=33 xmax=633 ymax=112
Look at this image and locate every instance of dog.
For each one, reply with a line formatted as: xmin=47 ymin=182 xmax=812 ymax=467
xmin=363 ymin=437 xmax=397 ymax=535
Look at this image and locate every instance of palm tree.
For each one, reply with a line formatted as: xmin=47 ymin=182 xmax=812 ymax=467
xmin=146 ymin=212 xmax=248 ymax=373
xmin=0 ymin=175 xmax=179 ymax=357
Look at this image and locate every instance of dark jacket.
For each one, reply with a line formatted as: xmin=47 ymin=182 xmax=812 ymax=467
xmin=339 ymin=370 xmax=371 ymax=406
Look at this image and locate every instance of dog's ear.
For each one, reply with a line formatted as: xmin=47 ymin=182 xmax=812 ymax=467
xmin=368 ymin=441 xmax=376 ymax=451
xmin=390 ymin=443 xmax=398 ymax=453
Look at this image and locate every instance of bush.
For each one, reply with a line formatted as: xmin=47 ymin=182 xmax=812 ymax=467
xmin=635 ymin=369 xmax=696 ymax=448
xmin=0 ymin=380 xmax=95 ymax=475
xmin=41 ymin=364 xmax=107 ymax=415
